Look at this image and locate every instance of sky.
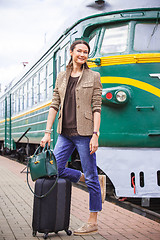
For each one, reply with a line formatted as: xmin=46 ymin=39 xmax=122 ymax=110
xmin=1 ymin=0 xmax=160 ymax=93
xmin=0 ymin=0 xmax=88 ymax=93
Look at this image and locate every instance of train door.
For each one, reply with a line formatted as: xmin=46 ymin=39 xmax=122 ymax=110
xmin=4 ymin=94 xmax=12 ymax=151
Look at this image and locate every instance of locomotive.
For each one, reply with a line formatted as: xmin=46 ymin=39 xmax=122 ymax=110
xmin=0 ymin=0 xmax=160 ymax=202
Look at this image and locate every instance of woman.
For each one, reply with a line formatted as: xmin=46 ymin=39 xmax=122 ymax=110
xmin=40 ymin=40 xmax=103 ymax=235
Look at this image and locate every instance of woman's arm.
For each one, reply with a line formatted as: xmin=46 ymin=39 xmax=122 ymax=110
xmin=40 ymin=107 xmax=58 ymax=147
xmin=92 ymin=72 xmax=102 ymax=112
xmin=90 ymin=71 xmax=102 ymax=154
xmin=89 ymin=111 xmax=101 ymax=155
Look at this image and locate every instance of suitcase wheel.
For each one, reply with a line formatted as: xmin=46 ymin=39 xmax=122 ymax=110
xmin=32 ymin=230 xmax=37 ymax=237
xmin=43 ymin=233 xmax=48 ymax=239
xmin=65 ymin=229 xmax=72 ymax=236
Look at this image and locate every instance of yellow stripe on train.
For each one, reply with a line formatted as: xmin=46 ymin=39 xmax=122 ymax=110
xmin=101 ymin=76 xmax=160 ymax=98
xmin=87 ymin=53 xmax=160 ymax=68
xmin=0 ymin=101 xmax=52 ymax=124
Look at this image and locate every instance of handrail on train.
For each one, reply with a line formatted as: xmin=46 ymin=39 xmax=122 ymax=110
xmin=17 ymin=128 xmax=31 ymax=143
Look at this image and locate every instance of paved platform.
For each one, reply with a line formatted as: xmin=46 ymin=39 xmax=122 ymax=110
xmin=0 ymin=156 xmax=160 ymax=240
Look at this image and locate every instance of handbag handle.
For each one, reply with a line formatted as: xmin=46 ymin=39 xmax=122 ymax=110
xmin=27 ymin=150 xmax=59 ymax=198
xmin=33 ymin=143 xmax=49 ymax=157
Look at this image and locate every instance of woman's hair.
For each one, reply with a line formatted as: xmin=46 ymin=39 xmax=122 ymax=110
xmin=67 ymin=40 xmax=90 ymax=69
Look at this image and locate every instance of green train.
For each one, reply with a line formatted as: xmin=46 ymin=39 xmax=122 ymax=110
xmin=0 ymin=0 xmax=160 ymax=200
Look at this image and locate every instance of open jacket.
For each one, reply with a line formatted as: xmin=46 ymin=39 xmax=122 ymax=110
xmin=50 ymin=66 xmax=102 ymax=136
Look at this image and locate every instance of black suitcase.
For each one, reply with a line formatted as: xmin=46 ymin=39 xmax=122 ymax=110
xmin=32 ymin=177 xmax=72 ymax=239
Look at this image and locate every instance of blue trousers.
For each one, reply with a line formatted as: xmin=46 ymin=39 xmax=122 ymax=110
xmin=53 ymin=134 xmax=102 ymax=212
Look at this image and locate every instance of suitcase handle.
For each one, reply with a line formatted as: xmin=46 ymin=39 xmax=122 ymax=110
xmin=26 ymin=161 xmax=58 ymax=199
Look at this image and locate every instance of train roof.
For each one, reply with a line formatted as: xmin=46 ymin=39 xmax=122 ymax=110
xmin=1 ymin=0 xmax=160 ymax=97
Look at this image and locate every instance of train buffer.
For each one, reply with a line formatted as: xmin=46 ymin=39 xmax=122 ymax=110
xmin=0 ymin=155 xmax=160 ymax=240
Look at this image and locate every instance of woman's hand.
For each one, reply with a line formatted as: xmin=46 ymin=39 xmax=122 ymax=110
xmin=40 ymin=108 xmax=57 ymax=147
xmin=89 ymin=134 xmax=99 ymax=155
xmin=40 ymin=133 xmax=51 ymax=147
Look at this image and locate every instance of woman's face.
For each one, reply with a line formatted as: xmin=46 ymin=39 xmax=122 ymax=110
xmin=70 ymin=44 xmax=89 ymax=66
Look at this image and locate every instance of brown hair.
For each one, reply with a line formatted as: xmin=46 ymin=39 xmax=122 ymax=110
xmin=67 ymin=40 xmax=90 ymax=69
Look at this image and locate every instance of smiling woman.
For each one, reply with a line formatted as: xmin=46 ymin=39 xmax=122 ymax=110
xmin=40 ymin=40 xmax=103 ymax=235
xmin=0 ymin=2 xmax=160 ymax=234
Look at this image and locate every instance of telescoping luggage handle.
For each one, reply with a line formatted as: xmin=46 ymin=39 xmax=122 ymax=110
xmin=26 ymin=145 xmax=59 ymax=198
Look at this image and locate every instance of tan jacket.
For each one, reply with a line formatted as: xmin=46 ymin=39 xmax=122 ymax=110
xmin=50 ymin=66 xmax=102 ymax=136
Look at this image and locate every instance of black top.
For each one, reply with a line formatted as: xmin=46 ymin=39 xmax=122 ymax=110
xmin=62 ymin=76 xmax=79 ymax=136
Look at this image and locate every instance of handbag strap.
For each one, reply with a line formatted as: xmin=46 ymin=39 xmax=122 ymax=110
xmin=33 ymin=143 xmax=49 ymax=157
xmin=26 ymin=151 xmax=59 ymax=199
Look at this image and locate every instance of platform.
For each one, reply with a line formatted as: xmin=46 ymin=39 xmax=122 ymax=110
xmin=0 ymin=156 xmax=160 ymax=240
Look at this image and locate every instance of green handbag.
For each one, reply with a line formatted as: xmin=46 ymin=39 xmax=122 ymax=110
xmin=28 ymin=144 xmax=57 ymax=181
xmin=27 ymin=144 xmax=58 ymax=198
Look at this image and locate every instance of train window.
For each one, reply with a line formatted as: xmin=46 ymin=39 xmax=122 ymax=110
xmin=65 ymin=44 xmax=70 ymax=66
xmin=19 ymin=87 xmax=24 ymax=111
xmin=0 ymin=100 xmax=5 ymax=118
xmin=15 ymin=91 xmax=18 ymax=113
xmin=134 ymin=23 xmax=160 ymax=51
xmin=45 ymin=65 xmax=48 ymax=99
xmin=38 ymin=73 xmax=40 ymax=102
xmin=39 ymin=69 xmax=46 ymax=102
xmin=57 ymin=55 xmax=61 ymax=74
xmin=27 ymin=80 xmax=32 ymax=108
xmin=100 ymin=25 xmax=128 ymax=54
xmin=23 ymin=84 xmax=27 ymax=110
xmin=60 ymin=43 xmax=70 ymax=71
xmin=18 ymin=88 xmax=21 ymax=112
xmin=48 ymin=76 xmax=53 ymax=98
xmin=13 ymin=95 xmax=15 ymax=114
xmin=48 ymin=75 xmax=53 ymax=99
xmin=21 ymin=86 xmax=25 ymax=110
xmin=0 ymin=102 xmax=2 ymax=118
xmin=54 ymin=49 xmax=61 ymax=79
xmin=3 ymin=99 xmax=5 ymax=117
xmin=0 ymin=102 xmax=1 ymax=118
xmin=3 ymin=100 xmax=5 ymax=117
xmin=11 ymin=93 xmax=15 ymax=115
xmin=89 ymin=31 xmax=97 ymax=56
xmin=47 ymin=59 xmax=54 ymax=99
xmin=27 ymin=82 xmax=29 ymax=108
xmin=14 ymin=91 xmax=17 ymax=113
xmin=48 ymin=59 xmax=53 ymax=75
xmin=32 ymin=75 xmax=38 ymax=105
xmin=0 ymin=101 xmax=1 ymax=117
xmin=60 ymin=47 xmax=65 ymax=69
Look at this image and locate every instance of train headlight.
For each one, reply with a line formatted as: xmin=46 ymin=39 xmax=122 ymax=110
xmin=116 ymin=91 xmax=127 ymax=103
xmin=102 ymin=87 xmax=131 ymax=107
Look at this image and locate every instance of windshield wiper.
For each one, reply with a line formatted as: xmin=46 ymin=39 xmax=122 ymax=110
xmin=147 ymin=12 xmax=159 ymax=48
